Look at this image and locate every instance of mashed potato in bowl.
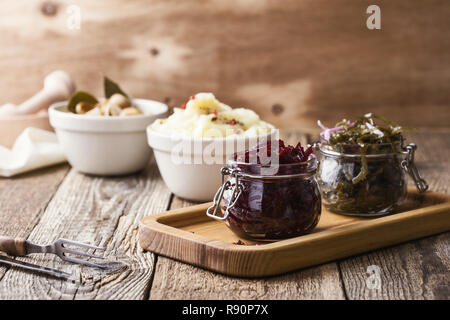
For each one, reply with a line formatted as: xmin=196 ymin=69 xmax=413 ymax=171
xmin=148 ymin=93 xmax=276 ymax=200
xmin=151 ymin=93 xmax=273 ymax=138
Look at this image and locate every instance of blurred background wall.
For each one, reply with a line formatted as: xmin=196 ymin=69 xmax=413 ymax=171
xmin=1 ymin=0 xmax=449 ymax=132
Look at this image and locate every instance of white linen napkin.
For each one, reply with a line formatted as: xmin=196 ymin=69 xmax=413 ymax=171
xmin=0 ymin=127 xmax=66 ymax=177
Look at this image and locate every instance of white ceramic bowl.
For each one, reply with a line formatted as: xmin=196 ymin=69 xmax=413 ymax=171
xmin=49 ymin=99 xmax=168 ymax=176
xmin=147 ymin=125 xmax=277 ymax=201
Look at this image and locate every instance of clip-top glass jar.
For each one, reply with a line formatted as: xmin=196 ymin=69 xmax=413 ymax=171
xmin=316 ymin=141 xmax=428 ymax=216
xmin=207 ymin=155 xmax=321 ymax=241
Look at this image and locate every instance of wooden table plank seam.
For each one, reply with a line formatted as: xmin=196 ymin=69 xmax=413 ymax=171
xmin=336 ymin=261 xmax=350 ymax=300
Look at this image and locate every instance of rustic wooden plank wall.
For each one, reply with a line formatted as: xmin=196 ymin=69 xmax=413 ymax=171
xmin=0 ymin=0 xmax=449 ymax=131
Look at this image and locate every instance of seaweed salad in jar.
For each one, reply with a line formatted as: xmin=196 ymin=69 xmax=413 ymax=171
xmin=316 ymin=113 xmax=428 ymax=216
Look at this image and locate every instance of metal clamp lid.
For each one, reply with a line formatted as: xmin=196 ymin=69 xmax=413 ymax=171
xmin=401 ymin=143 xmax=429 ymax=193
xmin=206 ymin=167 xmax=243 ymax=221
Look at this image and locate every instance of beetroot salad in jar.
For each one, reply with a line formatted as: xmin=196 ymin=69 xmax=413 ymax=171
xmin=207 ymin=139 xmax=321 ymax=241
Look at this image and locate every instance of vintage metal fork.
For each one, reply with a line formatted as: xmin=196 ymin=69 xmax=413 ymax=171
xmin=0 ymin=236 xmax=106 ymax=269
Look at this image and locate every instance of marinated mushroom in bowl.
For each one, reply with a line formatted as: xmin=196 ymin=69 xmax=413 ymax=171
xmin=67 ymin=77 xmax=143 ymax=117
xmin=48 ymin=75 xmax=168 ymax=176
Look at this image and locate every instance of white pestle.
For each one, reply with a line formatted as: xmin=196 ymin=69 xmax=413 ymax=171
xmin=0 ymin=70 xmax=76 ymax=117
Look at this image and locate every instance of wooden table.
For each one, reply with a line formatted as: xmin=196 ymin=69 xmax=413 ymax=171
xmin=0 ymin=130 xmax=448 ymax=300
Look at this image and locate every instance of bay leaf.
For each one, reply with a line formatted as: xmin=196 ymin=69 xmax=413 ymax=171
xmin=104 ymin=76 xmax=129 ymax=98
xmin=67 ymin=91 xmax=98 ymax=113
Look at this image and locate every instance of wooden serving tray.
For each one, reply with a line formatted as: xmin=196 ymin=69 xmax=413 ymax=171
xmin=139 ymin=189 xmax=450 ymax=277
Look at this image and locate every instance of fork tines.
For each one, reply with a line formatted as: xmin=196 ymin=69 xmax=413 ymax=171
xmin=57 ymin=239 xmax=107 ymax=269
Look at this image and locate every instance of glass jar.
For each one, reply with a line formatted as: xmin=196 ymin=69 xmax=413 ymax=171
xmin=206 ymin=155 xmax=321 ymax=241
xmin=316 ymin=142 xmax=428 ymax=216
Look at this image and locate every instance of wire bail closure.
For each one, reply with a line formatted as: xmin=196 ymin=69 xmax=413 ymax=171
xmin=401 ymin=143 xmax=428 ymax=193
xmin=206 ymin=167 xmax=243 ymax=221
